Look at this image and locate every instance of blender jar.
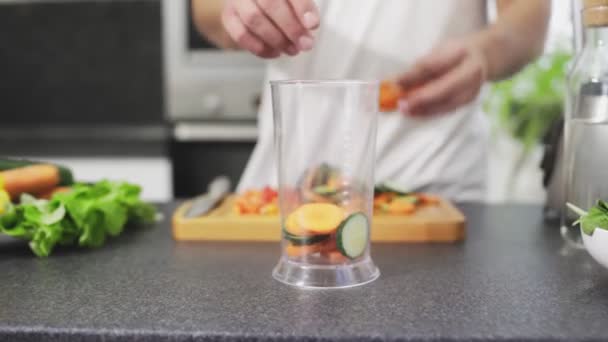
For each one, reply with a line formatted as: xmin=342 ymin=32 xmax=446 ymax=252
xmin=271 ymin=80 xmax=380 ymax=288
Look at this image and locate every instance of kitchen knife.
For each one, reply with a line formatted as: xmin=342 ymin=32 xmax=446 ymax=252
xmin=184 ymin=176 xmax=231 ymax=218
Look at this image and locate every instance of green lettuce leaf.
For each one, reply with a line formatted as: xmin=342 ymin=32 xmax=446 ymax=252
xmin=0 ymin=180 xmax=157 ymax=257
xmin=567 ymin=200 xmax=608 ymax=236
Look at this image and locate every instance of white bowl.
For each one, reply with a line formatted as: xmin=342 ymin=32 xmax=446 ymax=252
xmin=581 ymin=227 xmax=608 ymax=269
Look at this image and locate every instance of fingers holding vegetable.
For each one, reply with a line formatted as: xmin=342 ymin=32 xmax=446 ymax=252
xmin=221 ymin=0 xmax=319 ymax=58
xmin=396 ymin=40 xmax=488 ymax=116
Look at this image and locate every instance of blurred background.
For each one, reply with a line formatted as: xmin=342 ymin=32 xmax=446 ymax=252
xmin=0 ymin=0 xmax=576 ymax=203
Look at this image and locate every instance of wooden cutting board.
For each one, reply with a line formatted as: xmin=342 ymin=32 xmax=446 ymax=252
xmin=172 ymin=195 xmax=465 ymax=243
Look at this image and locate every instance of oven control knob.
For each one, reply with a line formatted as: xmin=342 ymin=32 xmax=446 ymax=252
xmin=201 ymin=93 xmax=222 ymax=116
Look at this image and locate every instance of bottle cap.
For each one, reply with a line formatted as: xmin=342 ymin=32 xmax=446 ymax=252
xmin=583 ymin=0 xmax=608 ymax=27
xmin=584 ymin=0 xmax=608 ymax=8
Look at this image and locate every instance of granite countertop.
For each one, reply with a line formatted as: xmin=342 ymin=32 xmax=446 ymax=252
xmin=1 ymin=203 xmax=608 ymax=342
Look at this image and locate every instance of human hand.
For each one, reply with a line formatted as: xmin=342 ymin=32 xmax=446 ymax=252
xmin=221 ymin=0 xmax=320 ymax=58
xmin=397 ymin=40 xmax=488 ymax=116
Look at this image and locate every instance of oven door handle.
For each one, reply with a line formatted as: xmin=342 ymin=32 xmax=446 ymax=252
xmin=173 ymin=123 xmax=258 ymax=142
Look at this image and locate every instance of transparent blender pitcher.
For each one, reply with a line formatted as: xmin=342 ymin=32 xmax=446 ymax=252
xmin=271 ymin=80 xmax=380 ymax=288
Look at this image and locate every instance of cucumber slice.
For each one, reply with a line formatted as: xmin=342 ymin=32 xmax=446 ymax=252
xmin=375 ymin=181 xmax=411 ymax=196
xmin=337 ymin=212 xmax=369 ymax=259
xmin=316 ymin=163 xmax=332 ymax=186
xmin=313 ymin=185 xmax=337 ymax=197
xmin=283 ymin=229 xmax=330 ymax=246
xmin=397 ymin=195 xmax=419 ymax=204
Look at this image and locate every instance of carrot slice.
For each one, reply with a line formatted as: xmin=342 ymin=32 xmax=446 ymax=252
xmin=387 ymin=200 xmax=415 ymax=214
xmin=373 ymin=193 xmax=391 ymax=207
xmin=259 ymin=203 xmax=279 ymax=215
xmin=285 ymin=242 xmax=323 ymax=258
xmin=295 ymin=203 xmax=345 ymax=234
xmin=419 ymin=193 xmax=440 ymax=205
xmin=379 ymin=80 xmax=407 ymax=111
xmin=284 ymin=211 xmax=313 ymax=236
xmin=322 ymin=251 xmax=350 ymax=265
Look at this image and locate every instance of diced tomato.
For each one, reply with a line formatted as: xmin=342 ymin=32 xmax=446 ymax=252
xmin=323 ymin=251 xmax=349 ymax=264
xmin=233 ymin=187 xmax=280 ymax=215
xmin=235 ymin=197 xmax=258 ymax=214
xmin=419 ymin=193 xmax=440 ymax=205
xmin=373 ymin=193 xmax=391 ymax=208
xmin=261 ymin=186 xmax=278 ymax=203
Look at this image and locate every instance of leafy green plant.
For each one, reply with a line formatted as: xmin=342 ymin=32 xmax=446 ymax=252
xmin=484 ymin=50 xmax=572 ymax=195
xmin=567 ymin=201 xmax=608 ymax=236
xmin=0 ymin=181 xmax=157 ymax=257
xmin=484 ymin=50 xmax=572 ymax=151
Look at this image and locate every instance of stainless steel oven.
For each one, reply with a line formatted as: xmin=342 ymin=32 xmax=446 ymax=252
xmin=162 ymin=0 xmax=265 ymax=122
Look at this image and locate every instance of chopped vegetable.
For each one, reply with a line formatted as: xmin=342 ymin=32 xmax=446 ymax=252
xmin=399 ymin=195 xmax=419 ymax=204
xmin=379 ymin=80 xmax=407 ymax=112
xmin=285 ymin=235 xmax=337 ymax=258
xmin=236 ymin=182 xmax=441 ymax=217
xmin=284 ymin=211 xmax=310 ymax=236
xmin=293 ymin=203 xmax=345 ymax=234
xmin=373 ymin=181 xmax=440 ymax=215
xmin=299 ymin=163 xmax=345 ymax=204
xmin=233 ymin=186 xmax=278 ymax=215
xmin=387 ymin=199 xmax=415 ymax=214
xmin=378 ymin=81 xmax=424 ymax=112
xmin=0 ymin=176 xmax=8 ymax=215
xmin=322 ymin=250 xmax=349 ymax=264
xmin=283 ymin=229 xmax=330 ymax=246
xmin=336 ymin=212 xmax=369 ymax=259
xmin=259 ymin=202 xmax=279 ymax=215
xmin=0 ymin=180 xmax=157 ymax=257
xmin=285 ymin=241 xmax=324 ymax=258
xmin=0 ymin=190 xmax=8 ymax=215
xmin=313 ymin=185 xmax=338 ymax=197
xmin=418 ymin=193 xmax=440 ymax=205
xmin=373 ymin=193 xmax=392 ymax=206
xmin=311 ymin=163 xmax=333 ymax=188
xmin=261 ymin=186 xmax=278 ymax=203
xmin=375 ymin=180 xmax=411 ymax=196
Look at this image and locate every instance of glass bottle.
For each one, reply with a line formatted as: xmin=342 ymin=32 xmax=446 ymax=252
xmin=562 ymin=0 xmax=608 ymax=246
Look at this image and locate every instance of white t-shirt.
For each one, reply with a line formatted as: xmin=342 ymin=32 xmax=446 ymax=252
xmin=238 ymin=0 xmax=490 ymax=201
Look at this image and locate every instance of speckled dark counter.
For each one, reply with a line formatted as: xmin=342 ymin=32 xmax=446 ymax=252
xmin=1 ymin=203 xmax=608 ymax=342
